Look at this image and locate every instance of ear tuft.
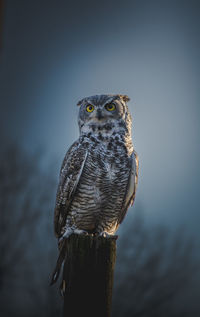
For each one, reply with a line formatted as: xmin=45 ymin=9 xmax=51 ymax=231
xmin=77 ymin=96 xmax=88 ymax=106
xmin=118 ymin=94 xmax=130 ymax=102
xmin=77 ymin=99 xmax=83 ymax=106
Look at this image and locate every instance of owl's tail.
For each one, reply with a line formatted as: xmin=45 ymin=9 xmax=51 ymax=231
xmin=50 ymin=240 xmax=67 ymax=286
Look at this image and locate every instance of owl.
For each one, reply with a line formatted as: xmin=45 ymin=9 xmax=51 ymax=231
xmin=51 ymin=94 xmax=138 ymax=285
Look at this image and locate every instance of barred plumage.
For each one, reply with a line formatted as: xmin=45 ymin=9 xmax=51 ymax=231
xmin=51 ymin=94 xmax=139 ymax=285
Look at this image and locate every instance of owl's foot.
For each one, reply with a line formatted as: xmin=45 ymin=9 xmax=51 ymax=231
xmin=98 ymin=231 xmax=114 ymax=238
xmin=59 ymin=227 xmax=74 ymax=243
xmin=59 ymin=227 xmax=89 ymax=243
xmin=73 ymin=229 xmax=88 ymax=236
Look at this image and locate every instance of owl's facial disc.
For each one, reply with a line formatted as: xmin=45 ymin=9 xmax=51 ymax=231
xmin=78 ymin=94 xmax=131 ymax=136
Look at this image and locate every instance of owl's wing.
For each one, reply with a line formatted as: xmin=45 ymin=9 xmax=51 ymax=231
xmin=54 ymin=141 xmax=88 ymax=238
xmin=119 ymin=150 xmax=139 ymax=224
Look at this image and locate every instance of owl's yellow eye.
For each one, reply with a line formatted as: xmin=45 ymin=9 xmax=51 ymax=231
xmin=86 ymin=104 xmax=94 ymax=112
xmin=105 ymin=103 xmax=116 ymax=111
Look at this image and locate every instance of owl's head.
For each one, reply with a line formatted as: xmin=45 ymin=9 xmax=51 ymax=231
xmin=77 ymin=94 xmax=132 ymax=136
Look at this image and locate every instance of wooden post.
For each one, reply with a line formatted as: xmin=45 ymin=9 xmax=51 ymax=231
xmin=62 ymin=234 xmax=117 ymax=317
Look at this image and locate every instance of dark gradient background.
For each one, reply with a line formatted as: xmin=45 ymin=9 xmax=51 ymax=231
xmin=1 ymin=0 xmax=200 ymax=231
xmin=0 ymin=0 xmax=200 ymax=316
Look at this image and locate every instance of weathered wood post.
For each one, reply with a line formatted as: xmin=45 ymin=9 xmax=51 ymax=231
xmin=62 ymin=234 xmax=117 ymax=317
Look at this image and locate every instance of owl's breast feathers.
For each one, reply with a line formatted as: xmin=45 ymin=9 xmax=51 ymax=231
xmin=54 ymin=134 xmax=138 ymax=238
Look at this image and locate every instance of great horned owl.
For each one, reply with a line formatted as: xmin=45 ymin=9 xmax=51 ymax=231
xmin=51 ymin=94 xmax=138 ymax=284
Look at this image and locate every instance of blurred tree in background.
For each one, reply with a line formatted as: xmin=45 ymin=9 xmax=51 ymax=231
xmin=0 ymin=145 xmax=198 ymax=317
xmin=0 ymin=145 xmax=61 ymax=317
xmin=113 ymin=212 xmax=198 ymax=317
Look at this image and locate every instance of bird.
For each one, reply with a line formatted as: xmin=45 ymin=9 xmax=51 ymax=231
xmin=50 ymin=94 xmax=139 ymax=285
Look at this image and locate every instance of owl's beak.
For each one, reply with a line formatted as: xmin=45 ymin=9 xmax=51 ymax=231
xmin=96 ymin=109 xmax=103 ymax=120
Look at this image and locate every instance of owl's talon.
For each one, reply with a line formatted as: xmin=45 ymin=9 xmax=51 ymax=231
xmin=73 ymin=229 xmax=88 ymax=236
xmin=99 ymin=231 xmax=113 ymax=238
xmin=59 ymin=228 xmax=73 ymax=243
